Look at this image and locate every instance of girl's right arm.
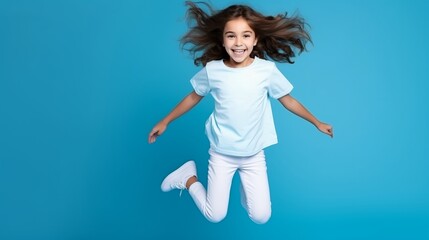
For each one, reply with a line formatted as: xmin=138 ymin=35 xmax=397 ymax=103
xmin=148 ymin=90 xmax=203 ymax=143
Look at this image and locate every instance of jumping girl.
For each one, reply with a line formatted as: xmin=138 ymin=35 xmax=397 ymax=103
xmin=148 ymin=1 xmax=333 ymax=224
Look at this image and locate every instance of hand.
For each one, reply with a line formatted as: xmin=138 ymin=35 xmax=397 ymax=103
xmin=148 ymin=121 xmax=167 ymax=143
xmin=316 ymin=122 xmax=334 ymax=138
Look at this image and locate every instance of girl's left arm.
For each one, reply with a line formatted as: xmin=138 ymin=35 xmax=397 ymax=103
xmin=278 ymin=94 xmax=333 ymax=138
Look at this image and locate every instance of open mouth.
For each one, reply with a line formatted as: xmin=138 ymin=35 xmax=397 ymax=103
xmin=232 ymin=49 xmax=246 ymax=55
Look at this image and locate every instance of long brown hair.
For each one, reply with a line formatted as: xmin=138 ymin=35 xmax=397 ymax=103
xmin=181 ymin=1 xmax=312 ymax=66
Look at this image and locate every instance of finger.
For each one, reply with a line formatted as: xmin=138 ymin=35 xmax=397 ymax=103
xmin=148 ymin=132 xmax=153 ymax=143
xmin=149 ymin=134 xmax=157 ymax=143
xmin=149 ymin=128 xmax=158 ymax=136
xmin=148 ymin=130 xmax=159 ymax=143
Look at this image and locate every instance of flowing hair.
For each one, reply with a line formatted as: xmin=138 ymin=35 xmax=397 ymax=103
xmin=181 ymin=1 xmax=312 ymax=66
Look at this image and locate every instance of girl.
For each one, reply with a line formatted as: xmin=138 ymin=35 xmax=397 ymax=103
xmin=148 ymin=1 xmax=333 ymax=224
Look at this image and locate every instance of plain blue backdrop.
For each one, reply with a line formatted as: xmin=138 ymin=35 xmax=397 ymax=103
xmin=1 ymin=0 xmax=429 ymax=239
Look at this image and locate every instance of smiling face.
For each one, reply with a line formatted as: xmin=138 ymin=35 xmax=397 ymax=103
xmin=223 ymin=17 xmax=258 ymax=68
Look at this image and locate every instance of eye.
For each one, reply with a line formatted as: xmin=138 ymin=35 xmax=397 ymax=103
xmin=226 ymin=35 xmax=235 ymax=39
xmin=244 ymin=34 xmax=251 ymax=38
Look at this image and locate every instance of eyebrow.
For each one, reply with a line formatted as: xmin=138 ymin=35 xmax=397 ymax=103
xmin=224 ymin=30 xmax=253 ymax=35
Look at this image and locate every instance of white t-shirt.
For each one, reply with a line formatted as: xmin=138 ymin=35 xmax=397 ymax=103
xmin=190 ymin=57 xmax=293 ymax=157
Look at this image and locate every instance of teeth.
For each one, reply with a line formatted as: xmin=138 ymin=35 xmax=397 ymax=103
xmin=234 ymin=50 xmax=245 ymax=54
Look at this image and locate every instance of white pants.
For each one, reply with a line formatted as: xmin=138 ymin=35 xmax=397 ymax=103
xmin=188 ymin=149 xmax=271 ymax=224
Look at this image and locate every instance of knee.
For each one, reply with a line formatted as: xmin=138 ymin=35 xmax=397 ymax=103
xmin=205 ymin=211 xmax=227 ymax=223
xmin=249 ymin=207 xmax=271 ymax=224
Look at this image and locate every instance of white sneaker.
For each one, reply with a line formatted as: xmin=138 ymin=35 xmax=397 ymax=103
xmin=161 ymin=160 xmax=197 ymax=194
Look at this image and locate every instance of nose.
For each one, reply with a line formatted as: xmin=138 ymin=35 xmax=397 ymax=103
xmin=234 ymin=36 xmax=243 ymax=46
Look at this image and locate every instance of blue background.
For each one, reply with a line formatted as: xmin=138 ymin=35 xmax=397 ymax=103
xmin=1 ymin=0 xmax=429 ymax=239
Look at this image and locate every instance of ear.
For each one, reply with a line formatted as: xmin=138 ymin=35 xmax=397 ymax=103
xmin=253 ymin=37 xmax=258 ymax=46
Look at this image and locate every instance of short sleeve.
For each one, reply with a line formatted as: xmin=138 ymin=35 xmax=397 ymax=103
xmin=268 ymin=64 xmax=293 ymax=99
xmin=190 ymin=67 xmax=210 ymax=96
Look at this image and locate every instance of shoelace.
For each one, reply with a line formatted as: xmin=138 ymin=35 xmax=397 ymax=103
xmin=170 ymin=182 xmax=186 ymax=197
